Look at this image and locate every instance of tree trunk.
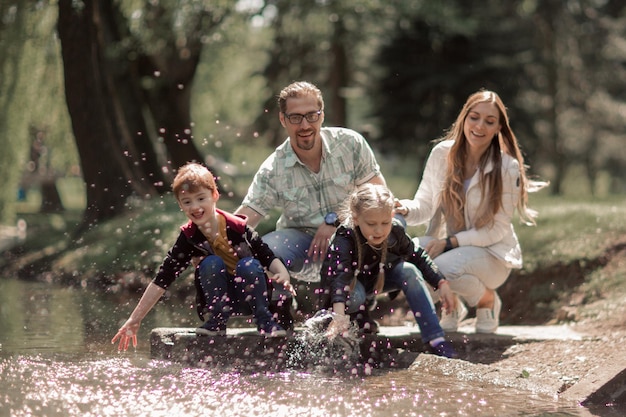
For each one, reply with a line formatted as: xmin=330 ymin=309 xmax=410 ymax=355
xmin=97 ymin=0 xmax=171 ymax=194
xmin=135 ymin=1 xmax=207 ymax=173
xmin=58 ymin=0 xmax=142 ymax=232
xmin=40 ymin=179 xmax=64 ymax=213
xmin=58 ymin=0 xmax=224 ymax=232
xmin=327 ymin=16 xmax=348 ymax=127
xmin=535 ymin=2 xmax=566 ymax=195
xmin=139 ymin=57 xmax=205 ymax=170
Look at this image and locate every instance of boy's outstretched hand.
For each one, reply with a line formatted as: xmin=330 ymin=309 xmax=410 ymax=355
xmin=111 ymin=321 xmax=139 ymax=351
xmin=109 ymin=282 xmax=165 ymax=351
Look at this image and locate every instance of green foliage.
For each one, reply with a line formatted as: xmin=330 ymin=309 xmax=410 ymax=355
xmin=370 ymin=1 xmax=534 ymax=158
xmin=517 ymin=194 xmax=626 ymax=270
xmin=0 ymin=2 xmax=77 ymax=225
xmin=2 ymin=0 xmax=626 ymax=234
xmin=190 ymin=13 xmax=273 ymax=156
xmin=55 ymin=197 xmax=184 ymax=278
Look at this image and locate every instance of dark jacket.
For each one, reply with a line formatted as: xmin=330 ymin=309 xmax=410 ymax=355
xmin=320 ymin=220 xmax=445 ymax=307
xmin=152 ymin=208 xmax=278 ymax=318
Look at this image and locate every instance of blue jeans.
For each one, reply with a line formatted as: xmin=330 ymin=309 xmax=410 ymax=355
xmin=262 ymin=229 xmax=321 ymax=302
xmin=346 ymin=262 xmax=444 ymax=343
xmin=196 ymin=255 xmax=273 ymax=327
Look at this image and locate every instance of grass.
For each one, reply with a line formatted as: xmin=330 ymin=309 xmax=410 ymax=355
xmin=519 ymin=193 xmax=626 ymax=267
xmin=496 ymin=192 xmax=626 ymax=323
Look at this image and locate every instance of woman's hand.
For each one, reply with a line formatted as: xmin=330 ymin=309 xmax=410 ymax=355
xmin=394 ymin=199 xmax=408 ymax=216
xmin=111 ymin=319 xmax=140 ymax=351
xmin=437 ymin=280 xmax=456 ymax=314
xmin=425 ymin=238 xmax=449 ymax=259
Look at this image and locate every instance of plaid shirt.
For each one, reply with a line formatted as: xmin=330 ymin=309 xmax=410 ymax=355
xmin=241 ymin=127 xmax=381 ymax=234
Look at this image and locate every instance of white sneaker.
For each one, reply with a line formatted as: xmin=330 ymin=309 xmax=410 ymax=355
xmin=475 ymin=293 xmax=502 ymax=334
xmin=439 ymin=297 xmax=468 ymax=332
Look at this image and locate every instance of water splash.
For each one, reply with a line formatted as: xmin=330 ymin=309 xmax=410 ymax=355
xmin=286 ymin=310 xmax=364 ymax=375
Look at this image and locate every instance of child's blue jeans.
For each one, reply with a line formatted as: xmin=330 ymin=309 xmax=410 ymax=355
xmin=346 ymin=261 xmax=445 ymax=343
xmin=196 ymin=255 xmax=273 ymax=327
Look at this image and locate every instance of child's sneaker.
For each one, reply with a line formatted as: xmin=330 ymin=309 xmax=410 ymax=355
xmin=258 ymin=319 xmax=287 ymax=338
xmin=195 ymin=321 xmax=226 ymax=336
xmin=439 ymin=296 xmax=468 ymax=332
xmin=475 ymin=293 xmax=501 ymax=334
xmin=429 ymin=340 xmax=458 ymax=359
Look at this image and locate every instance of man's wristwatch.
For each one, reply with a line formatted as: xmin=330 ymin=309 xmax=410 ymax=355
xmin=324 ymin=212 xmax=340 ymax=227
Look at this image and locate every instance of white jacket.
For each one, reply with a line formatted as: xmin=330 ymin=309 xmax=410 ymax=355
xmin=400 ymin=140 xmax=522 ymax=269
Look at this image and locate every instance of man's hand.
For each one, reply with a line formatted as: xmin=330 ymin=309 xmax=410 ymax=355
xmin=307 ymin=224 xmax=336 ymax=262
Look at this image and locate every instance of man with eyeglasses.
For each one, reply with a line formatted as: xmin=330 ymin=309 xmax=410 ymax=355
xmin=235 ymin=81 xmax=386 ymax=333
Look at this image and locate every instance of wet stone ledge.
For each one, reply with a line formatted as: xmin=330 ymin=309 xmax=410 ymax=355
xmin=150 ymin=328 xmax=294 ymax=371
xmin=149 ymin=324 xmax=581 ymax=372
xmin=150 ymin=326 xmax=435 ymax=373
xmin=150 ymin=324 xmax=626 ymax=408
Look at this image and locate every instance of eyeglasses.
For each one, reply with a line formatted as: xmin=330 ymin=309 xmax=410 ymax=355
xmin=283 ymin=110 xmax=322 ymax=124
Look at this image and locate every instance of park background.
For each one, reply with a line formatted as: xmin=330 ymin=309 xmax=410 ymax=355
xmin=1 ymin=0 xmax=625 ymax=327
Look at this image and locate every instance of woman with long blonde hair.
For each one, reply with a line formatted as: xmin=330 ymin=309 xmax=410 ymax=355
xmin=396 ymin=90 xmax=547 ymax=333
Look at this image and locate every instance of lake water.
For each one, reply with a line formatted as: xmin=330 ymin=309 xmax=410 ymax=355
xmin=0 ymin=277 xmax=615 ymax=416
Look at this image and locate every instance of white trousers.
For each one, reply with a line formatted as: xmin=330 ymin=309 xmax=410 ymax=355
xmin=415 ymin=236 xmax=511 ymax=307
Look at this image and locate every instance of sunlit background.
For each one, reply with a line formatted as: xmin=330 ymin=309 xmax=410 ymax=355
xmin=1 ymin=1 xmax=626 ymax=416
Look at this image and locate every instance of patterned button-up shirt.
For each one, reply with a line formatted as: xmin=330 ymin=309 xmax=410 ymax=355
xmin=241 ymin=127 xmax=381 ymax=235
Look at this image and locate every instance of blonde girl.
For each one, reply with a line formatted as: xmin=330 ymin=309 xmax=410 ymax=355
xmin=321 ymin=183 xmax=457 ymax=358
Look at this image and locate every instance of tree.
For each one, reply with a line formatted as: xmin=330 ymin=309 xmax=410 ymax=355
xmin=371 ymin=2 xmax=535 ymax=163
xmin=0 ymin=2 xmax=73 ymax=225
xmin=0 ymin=1 xmax=30 ymax=225
xmin=58 ymin=0 xmax=150 ymax=232
xmin=57 ymin=0 xmax=230 ymax=232
xmin=129 ymin=1 xmax=229 ymax=170
xmin=250 ymin=0 xmax=405 ymax=145
xmin=251 ymin=0 xmax=337 ymax=146
xmin=529 ymin=0 xmax=566 ymax=195
xmin=524 ymin=0 xmax=626 ymax=195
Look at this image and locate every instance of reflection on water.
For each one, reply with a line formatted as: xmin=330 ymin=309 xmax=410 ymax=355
xmin=1 ymin=355 xmax=590 ymax=417
xmin=0 ymin=278 xmax=611 ymax=416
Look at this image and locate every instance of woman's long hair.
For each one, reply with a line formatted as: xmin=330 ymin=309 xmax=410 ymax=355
xmin=439 ymin=90 xmax=546 ymax=231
